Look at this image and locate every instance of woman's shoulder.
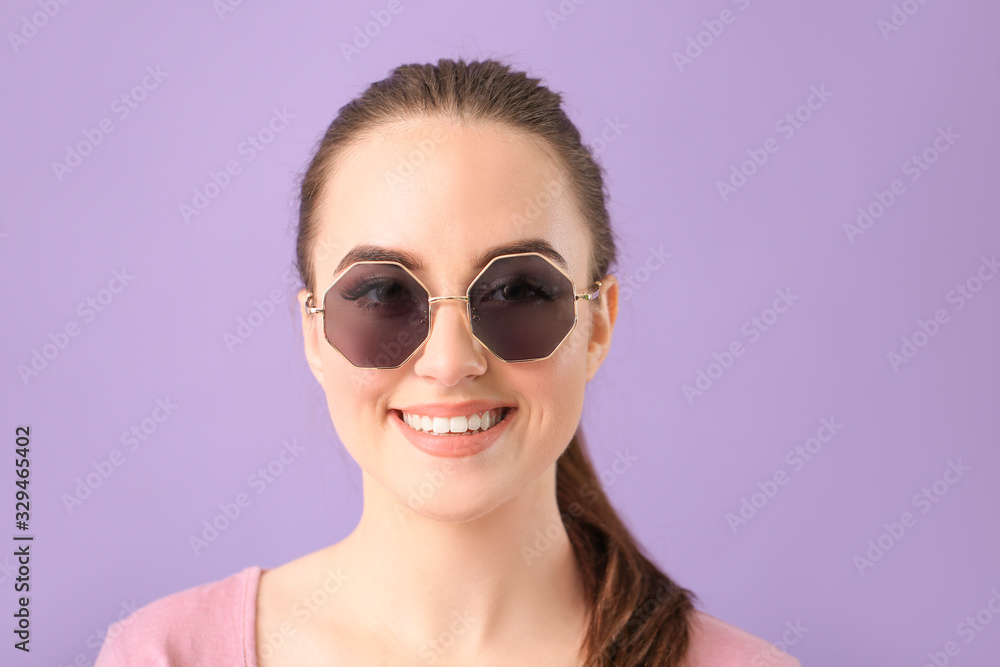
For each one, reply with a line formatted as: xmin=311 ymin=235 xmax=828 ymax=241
xmin=684 ymin=610 xmax=803 ymax=666
xmin=94 ymin=565 xmax=262 ymax=666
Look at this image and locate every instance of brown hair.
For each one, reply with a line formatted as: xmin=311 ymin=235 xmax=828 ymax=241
xmin=293 ymin=57 xmax=697 ymax=667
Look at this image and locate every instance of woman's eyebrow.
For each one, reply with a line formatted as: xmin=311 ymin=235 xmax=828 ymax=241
xmin=333 ymin=245 xmax=422 ymax=275
xmin=333 ymin=239 xmax=569 ymax=276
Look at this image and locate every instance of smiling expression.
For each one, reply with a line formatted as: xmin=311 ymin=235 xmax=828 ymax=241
xmin=297 ymin=119 xmax=613 ymax=522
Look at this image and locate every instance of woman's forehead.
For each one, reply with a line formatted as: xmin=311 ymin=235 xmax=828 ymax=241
xmin=320 ymin=122 xmax=571 ymax=222
xmin=311 ymin=123 xmax=588 ymax=282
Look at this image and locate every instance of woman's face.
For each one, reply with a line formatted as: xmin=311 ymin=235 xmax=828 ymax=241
xmin=297 ymin=120 xmax=617 ymax=522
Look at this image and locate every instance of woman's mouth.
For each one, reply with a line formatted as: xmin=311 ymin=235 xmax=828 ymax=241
xmin=391 ymin=407 xmax=516 ymax=458
xmin=397 ymin=407 xmax=512 ymax=436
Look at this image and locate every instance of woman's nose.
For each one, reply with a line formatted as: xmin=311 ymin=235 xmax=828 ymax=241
xmin=412 ymin=299 xmax=488 ymax=384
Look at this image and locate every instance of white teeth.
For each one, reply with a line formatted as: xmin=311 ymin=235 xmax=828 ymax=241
xmin=401 ymin=408 xmax=507 ymax=436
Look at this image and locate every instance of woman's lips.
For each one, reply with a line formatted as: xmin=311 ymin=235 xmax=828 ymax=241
xmin=391 ymin=407 xmax=516 ymax=458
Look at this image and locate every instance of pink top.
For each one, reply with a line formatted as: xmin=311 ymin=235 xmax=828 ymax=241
xmin=94 ymin=566 xmax=802 ymax=666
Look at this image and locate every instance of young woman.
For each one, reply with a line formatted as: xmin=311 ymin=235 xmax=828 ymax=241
xmin=96 ymin=58 xmax=801 ymax=667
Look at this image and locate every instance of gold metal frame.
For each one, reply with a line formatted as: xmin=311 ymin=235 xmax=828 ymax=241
xmin=304 ymin=251 xmax=601 ymax=369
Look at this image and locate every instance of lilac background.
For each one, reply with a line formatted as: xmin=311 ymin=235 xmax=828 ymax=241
xmin=2 ymin=0 xmax=998 ymax=664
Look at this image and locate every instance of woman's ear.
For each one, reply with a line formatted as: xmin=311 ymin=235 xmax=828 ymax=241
xmin=585 ymin=274 xmax=618 ymax=382
xmin=297 ymin=288 xmax=325 ymax=386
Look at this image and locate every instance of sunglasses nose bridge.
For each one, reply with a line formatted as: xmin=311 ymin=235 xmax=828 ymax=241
xmin=427 ymin=295 xmax=469 ymax=304
xmin=419 ymin=293 xmax=487 ymax=357
xmin=425 ymin=294 xmax=474 ymax=332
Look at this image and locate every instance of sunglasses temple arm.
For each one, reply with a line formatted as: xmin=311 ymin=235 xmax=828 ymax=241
xmin=576 ymin=280 xmax=601 ymax=301
xmin=304 ymin=293 xmax=325 ymax=314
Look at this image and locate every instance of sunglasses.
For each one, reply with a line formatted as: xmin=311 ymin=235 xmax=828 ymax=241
xmin=304 ymin=252 xmax=601 ymax=369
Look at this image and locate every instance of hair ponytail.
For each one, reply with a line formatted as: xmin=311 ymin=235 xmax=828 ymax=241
xmin=557 ymin=428 xmax=696 ymax=665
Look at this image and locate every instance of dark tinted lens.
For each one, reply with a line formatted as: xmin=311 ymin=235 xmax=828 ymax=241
xmin=468 ymin=255 xmax=576 ymax=361
xmin=323 ymin=263 xmax=428 ymax=368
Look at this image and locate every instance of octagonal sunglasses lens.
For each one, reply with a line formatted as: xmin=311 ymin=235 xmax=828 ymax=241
xmin=324 ymin=263 xmax=429 ymax=368
xmin=468 ymin=255 xmax=576 ymax=361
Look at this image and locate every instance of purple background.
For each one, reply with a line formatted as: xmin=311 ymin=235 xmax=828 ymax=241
xmin=3 ymin=1 xmax=998 ymax=664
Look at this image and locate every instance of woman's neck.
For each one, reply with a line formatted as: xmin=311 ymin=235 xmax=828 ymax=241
xmin=326 ymin=461 xmax=588 ymax=661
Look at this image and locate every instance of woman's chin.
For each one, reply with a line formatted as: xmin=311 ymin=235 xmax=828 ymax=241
xmin=393 ymin=488 xmax=505 ymax=524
